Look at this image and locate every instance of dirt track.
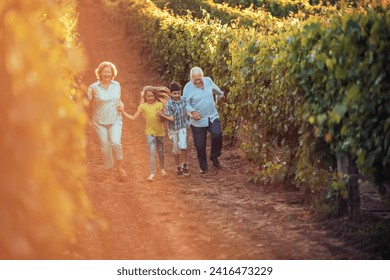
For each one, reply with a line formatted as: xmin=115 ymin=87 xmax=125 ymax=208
xmin=70 ymin=0 xmax=370 ymax=260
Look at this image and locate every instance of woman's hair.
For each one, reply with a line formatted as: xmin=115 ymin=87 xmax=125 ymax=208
xmin=141 ymin=86 xmax=170 ymax=104
xmin=95 ymin=61 xmax=118 ymax=80
xmin=169 ymin=81 xmax=182 ymax=92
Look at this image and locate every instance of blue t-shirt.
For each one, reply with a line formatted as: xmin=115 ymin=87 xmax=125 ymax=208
xmin=183 ymin=77 xmax=224 ymax=127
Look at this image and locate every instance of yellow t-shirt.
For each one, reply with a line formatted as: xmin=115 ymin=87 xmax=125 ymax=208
xmin=138 ymin=102 xmax=165 ymax=136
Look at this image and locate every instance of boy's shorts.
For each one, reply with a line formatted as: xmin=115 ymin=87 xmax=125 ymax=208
xmin=168 ymin=128 xmax=187 ymax=154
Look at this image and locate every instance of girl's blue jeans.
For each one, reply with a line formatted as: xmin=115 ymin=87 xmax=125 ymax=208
xmin=146 ymin=135 xmax=165 ymax=174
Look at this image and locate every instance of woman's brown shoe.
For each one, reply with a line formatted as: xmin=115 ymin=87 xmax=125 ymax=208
xmin=118 ymin=168 xmax=128 ymax=181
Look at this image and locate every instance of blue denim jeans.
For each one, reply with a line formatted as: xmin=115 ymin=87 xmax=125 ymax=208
xmin=146 ymin=135 xmax=165 ymax=174
xmin=93 ymin=122 xmax=123 ymax=169
xmin=190 ymin=118 xmax=222 ymax=172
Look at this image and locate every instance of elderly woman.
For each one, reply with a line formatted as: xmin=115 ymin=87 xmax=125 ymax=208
xmin=87 ymin=61 xmax=127 ymax=180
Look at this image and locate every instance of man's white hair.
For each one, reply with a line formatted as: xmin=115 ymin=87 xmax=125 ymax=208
xmin=190 ymin=66 xmax=204 ymax=78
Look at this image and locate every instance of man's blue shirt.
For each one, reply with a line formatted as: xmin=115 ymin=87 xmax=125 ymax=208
xmin=183 ymin=77 xmax=224 ymax=127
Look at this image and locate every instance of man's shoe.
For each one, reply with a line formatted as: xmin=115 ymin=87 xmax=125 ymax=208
xmin=210 ymin=156 xmax=221 ymax=168
xmin=182 ymin=164 xmax=190 ymax=176
xmin=200 ymin=169 xmax=208 ymax=174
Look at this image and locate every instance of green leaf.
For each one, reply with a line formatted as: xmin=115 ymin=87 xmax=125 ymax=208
xmin=335 ymin=66 xmax=346 ymax=80
xmin=315 ymin=53 xmax=327 ymax=70
xmin=325 ymin=58 xmax=335 ymax=70
xmin=384 ymin=118 xmax=390 ymax=132
xmin=345 ymin=84 xmax=360 ymax=103
xmin=316 ymin=113 xmax=327 ymax=125
xmin=329 ymin=103 xmax=347 ymax=124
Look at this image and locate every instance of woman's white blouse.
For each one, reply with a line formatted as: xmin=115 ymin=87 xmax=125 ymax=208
xmin=88 ymin=80 xmax=123 ymax=124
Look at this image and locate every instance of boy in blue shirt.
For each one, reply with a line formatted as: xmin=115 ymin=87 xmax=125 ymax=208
xmin=157 ymin=81 xmax=190 ymax=176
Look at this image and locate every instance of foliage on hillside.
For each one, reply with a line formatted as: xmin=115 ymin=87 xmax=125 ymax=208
xmin=212 ymin=0 xmax=388 ymax=17
xmin=211 ymin=0 xmax=329 ymax=17
xmin=0 ymin=0 xmax=91 ymax=259
xmin=286 ymin=6 xmax=390 ymax=185
xmin=104 ymin=0 xmax=390 ymax=218
xmin=152 ymin=0 xmax=279 ymax=28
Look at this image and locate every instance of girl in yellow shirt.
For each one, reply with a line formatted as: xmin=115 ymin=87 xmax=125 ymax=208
xmin=121 ymin=86 xmax=169 ymax=181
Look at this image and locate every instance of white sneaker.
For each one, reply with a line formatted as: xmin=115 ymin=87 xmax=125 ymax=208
xmin=147 ymin=174 xmax=156 ymax=181
xmin=161 ymin=169 xmax=167 ymax=176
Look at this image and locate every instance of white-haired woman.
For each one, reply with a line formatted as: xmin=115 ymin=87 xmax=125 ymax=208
xmin=87 ymin=61 xmax=127 ymax=181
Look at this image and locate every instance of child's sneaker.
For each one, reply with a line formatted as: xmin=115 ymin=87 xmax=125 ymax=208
xmin=176 ymin=166 xmax=183 ymax=176
xmin=182 ymin=163 xmax=190 ymax=176
xmin=147 ymin=174 xmax=156 ymax=181
xmin=161 ymin=169 xmax=168 ymax=176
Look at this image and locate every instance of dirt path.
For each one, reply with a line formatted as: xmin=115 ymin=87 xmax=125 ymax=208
xmin=71 ymin=0 xmax=369 ymax=260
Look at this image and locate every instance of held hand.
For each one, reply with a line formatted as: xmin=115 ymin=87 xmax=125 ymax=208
xmin=155 ymin=109 xmax=164 ymax=117
xmin=156 ymin=110 xmax=165 ymax=122
xmin=117 ymin=100 xmax=125 ymax=112
xmin=192 ymin=111 xmax=201 ymax=120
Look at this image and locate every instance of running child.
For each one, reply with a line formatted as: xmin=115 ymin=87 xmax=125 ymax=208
xmin=120 ymin=86 xmax=170 ymax=181
xmin=156 ymin=81 xmax=190 ymax=176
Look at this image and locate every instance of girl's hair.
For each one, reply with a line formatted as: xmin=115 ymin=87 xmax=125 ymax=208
xmin=95 ymin=61 xmax=118 ymax=80
xmin=141 ymin=86 xmax=170 ymax=104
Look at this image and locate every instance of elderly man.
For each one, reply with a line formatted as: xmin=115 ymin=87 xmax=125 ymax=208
xmin=183 ymin=66 xmax=225 ymax=174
